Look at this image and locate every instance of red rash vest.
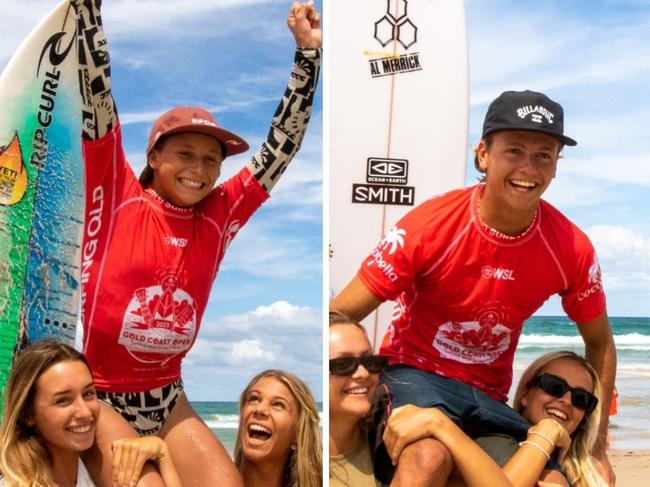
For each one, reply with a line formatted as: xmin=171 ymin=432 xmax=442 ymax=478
xmin=358 ymin=185 xmax=606 ymax=401
xmin=80 ymin=125 xmax=268 ymax=392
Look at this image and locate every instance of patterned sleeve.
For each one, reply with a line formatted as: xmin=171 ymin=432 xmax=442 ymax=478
xmin=247 ymin=48 xmax=321 ymax=193
xmin=71 ymin=0 xmax=117 ymax=141
xmin=560 ymin=235 xmax=607 ymax=324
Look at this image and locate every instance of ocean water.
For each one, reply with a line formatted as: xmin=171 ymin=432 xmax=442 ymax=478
xmin=193 ymin=401 xmax=323 ymax=457
xmin=511 ymin=316 xmax=650 ymax=450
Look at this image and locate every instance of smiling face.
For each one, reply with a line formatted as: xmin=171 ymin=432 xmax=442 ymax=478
xmin=240 ymin=376 xmax=299 ymax=466
xmin=519 ymin=357 xmax=594 ymax=435
xmin=478 ymin=130 xmax=560 ymax=217
xmin=329 ymin=324 xmax=378 ymax=421
xmin=149 ymin=132 xmax=224 ymax=207
xmin=29 ymin=360 xmax=99 ymax=456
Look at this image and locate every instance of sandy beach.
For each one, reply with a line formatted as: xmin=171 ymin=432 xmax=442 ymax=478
xmin=610 ymin=450 xmax=650 ymax=487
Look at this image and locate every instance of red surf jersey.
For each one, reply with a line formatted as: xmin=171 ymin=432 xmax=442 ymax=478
xmin=80 ymin=125 xmax=268 ymax=392
xmin=358 ymin=185 xmax=606 ymax=401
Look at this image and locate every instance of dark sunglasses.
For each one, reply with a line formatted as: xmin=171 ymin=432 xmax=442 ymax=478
xmin=329 ymin=355 xmax=388 ymax=376
xmin=528 ymin=373 xmax=598 ymax=413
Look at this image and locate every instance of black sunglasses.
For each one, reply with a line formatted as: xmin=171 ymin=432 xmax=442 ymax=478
xmin=329 ymin=355 xmax=389 ymax=376
xmin=527 ymin=373 xmax=598 ymax=413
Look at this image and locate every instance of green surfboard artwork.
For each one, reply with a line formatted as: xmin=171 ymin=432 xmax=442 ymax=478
xmin=0 ymin=0 xmax=83 ymax=404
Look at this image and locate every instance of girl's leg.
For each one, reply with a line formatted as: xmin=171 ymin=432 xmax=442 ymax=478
xmin=159 ymin=393 xmax=244 ymax=487
xmin=83 ymin=403 xmax=165 ymax=487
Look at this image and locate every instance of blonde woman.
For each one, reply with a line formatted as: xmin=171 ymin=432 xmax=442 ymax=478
xmin=235 ymin=370 xmax=322 ymax=487
xmin=0 ymin=340 xmax=181 ymax=487
xmin=384 ymin=351 xmax=606 ymax=487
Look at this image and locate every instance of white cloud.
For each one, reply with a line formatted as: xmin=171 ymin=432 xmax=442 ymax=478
xmin=587 ymin=225 xmax=650 ymax=272
xmin=183 ymin=301 xmax=322 ymax=399
xmin=231 ymin=339 xmax=275 ymax=361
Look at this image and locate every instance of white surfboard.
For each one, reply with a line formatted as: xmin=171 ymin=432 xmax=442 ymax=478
xmin=330 ymin=0 xmax=468 ymax=347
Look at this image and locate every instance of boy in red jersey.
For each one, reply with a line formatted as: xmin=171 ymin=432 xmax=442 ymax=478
xmin=70 ymin=1 xmax=321 ymax=486
xmin=331 ymin=90 xmax=616 ymax=486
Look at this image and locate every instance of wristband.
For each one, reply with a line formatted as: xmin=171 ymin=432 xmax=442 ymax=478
xmin=519 ymin=440 xmax=551 ymax=461
xmin=528 ymin=430 xmax=556 ymax=451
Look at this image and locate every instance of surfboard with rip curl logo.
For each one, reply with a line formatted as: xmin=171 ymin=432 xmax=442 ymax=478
xmin=0 ymin=0 xmax=82 ymax=397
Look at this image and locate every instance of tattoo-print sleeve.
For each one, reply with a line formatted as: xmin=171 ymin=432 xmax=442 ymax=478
xmin=71 ymin=0 xmax=116 ymax=140
xmin=247 ymin=48 xmax=321 ymax=193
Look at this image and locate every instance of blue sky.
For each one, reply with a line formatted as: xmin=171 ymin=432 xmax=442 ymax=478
xmin=465 ymin=0 xmax=650 ymax=318
xmin=1 ymin=0 xmax=323 ymax=401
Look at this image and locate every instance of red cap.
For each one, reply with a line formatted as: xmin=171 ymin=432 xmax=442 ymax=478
xmin=146 ymin=106 xmax=249 ymax=158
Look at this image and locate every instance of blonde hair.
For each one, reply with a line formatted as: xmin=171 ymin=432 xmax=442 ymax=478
xmin=0 ymin=340 xmax=91 ymax=487
xmin=513 ymin=351 xmax=606 ymax=487
xmin=235 ymin=370 xmax=322 ymax=487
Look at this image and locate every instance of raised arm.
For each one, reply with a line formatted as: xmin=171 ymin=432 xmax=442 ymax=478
xmin=577 ymin=311 xmax=617 ymax=486
xmin=247 ymin=1 xmax=321 ymax=192
xmin=70 ymin=0 xmax=117 ymax=140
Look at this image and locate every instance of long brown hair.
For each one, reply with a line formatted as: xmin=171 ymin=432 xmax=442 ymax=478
xmin=0 ymin=340 xmax=91 ymax=487
xmin=235 ymin=369 xmax=322 ymax=487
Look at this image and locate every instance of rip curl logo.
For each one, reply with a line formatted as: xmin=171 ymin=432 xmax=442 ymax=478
xmin=516 ymin=105 xmax=555 ymax=125
xmin=432 ymin=307 xmax=511 ymax=364
xmin=191 ymin=117 xmax=218 ymax=128
xmin=119 ymin=274 xmax=197 ymax=363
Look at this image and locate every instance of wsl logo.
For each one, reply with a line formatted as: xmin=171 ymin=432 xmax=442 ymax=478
xmin=368 ymin=0 xmax=423 ymax=79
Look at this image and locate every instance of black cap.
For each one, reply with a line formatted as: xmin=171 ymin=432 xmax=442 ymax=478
xmin=482 ymin=90 xmax=577 ymax=146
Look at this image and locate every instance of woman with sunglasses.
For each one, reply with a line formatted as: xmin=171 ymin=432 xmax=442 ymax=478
xmin=329 ymin=310 xmax=388 ymax=487
xmin=384 ymin=351 xmax=606 ymax=487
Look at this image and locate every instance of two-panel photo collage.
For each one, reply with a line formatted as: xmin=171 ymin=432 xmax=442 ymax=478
xmin=0 ymin=0 xmax=647 ymax=486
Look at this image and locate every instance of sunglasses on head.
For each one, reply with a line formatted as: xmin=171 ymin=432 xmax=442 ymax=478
xmin=528 ymin=373 xmax=598 ymax=413
xmin=329 ymin=355 xmax=388 ymax=376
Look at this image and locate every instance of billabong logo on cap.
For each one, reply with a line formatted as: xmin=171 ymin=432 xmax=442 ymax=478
xmin=517 ymin=105 xmax=555 ymax=124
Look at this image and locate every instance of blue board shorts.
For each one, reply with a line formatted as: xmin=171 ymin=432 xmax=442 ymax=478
xmin=372 ymin=365 xmax=531 ymax=483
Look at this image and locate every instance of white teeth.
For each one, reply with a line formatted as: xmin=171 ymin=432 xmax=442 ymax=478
xmin=345 ymin=387 xmax=369 ymax=395
xmin=249 ymin=424 xmax=271 ymax=435
xmin=510 ymin=179 xmax=536 ymax=188
xmin=547 ymin=408 xmax=568 ymax=421
xmin=179 ymin=178 xmax=203 ymax=188
xmin=68 ymin=424 xmax=92 ymax=434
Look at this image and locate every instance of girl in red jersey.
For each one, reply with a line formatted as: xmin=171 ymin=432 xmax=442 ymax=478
xmin=69 ymin=1 xmax=321 ymax=485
